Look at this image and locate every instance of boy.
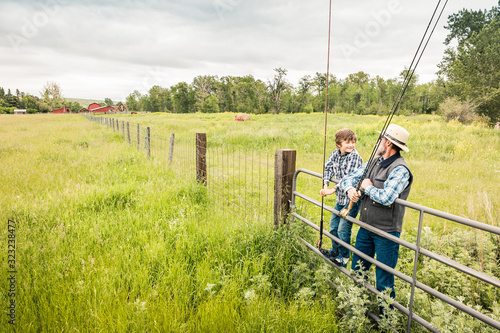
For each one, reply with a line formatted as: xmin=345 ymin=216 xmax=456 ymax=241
xmin=319 ymin=128 xmax=363 ymax=267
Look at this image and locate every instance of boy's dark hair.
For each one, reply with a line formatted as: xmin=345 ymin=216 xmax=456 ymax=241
xmin=335 ymin=128 xmax=357 ymax=147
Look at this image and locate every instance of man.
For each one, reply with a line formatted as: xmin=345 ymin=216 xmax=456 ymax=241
xmin=339 ymin=123 xmax=413 ymax=299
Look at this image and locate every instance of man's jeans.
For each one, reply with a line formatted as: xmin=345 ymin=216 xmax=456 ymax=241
xmin=351 ymin=227 xmax=400 ymax=299
xmin=329 ymin=201 xmax=360 ymax=258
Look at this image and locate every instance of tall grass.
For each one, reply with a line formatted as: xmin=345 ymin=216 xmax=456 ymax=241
xmin=113 ymin=112 xmax=499 ymax=233
xmin=111 ymin=112 xmax=500 ymax=331
xmin=0 ymin=114 xmax=339 ymax=332
xmin=1 ymin=113 xmax=499 ymax=332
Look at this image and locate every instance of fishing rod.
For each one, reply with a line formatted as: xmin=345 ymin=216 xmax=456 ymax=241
xmin=338 ymin=0 xmax=449 ymax=218
xmin=317 ymin=0 xmax=333 ymax=250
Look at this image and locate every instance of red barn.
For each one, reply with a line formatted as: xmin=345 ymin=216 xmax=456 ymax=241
xmin=52 ymin=107 xmax=70 ymax=114
xmin=91 ymin=105 xmax=114 ymax=113
xmin=88 ymin=103 xmax=101 ymax=110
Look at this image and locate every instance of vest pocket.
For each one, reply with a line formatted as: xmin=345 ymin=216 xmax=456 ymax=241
xmin=367 ymin=200 xmax=394 ymax=228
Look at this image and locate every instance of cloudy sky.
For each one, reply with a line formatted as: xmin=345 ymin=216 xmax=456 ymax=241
xmin=0 ymin=0 xmax=497 ymax=102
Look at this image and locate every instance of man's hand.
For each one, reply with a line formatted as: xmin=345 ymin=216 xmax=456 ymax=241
xmin=347 ymin=188 xmax=361 ymax=202
xmin=361 ymin=179 xmax=373 ymax=190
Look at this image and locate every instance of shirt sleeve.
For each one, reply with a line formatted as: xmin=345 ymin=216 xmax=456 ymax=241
xmin=364 ymin=165 xmax=410 ymax=206
xmin=323 ymin=151 xmax=336 ymax=186
xmin=339 ymin=163 xmax=366 ymax=192
xmin=349 ymin=152 xmax=363 ymax=174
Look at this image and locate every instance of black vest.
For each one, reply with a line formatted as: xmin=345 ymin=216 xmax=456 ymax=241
xmin=359 ymin=153 xmax=413 ymax=233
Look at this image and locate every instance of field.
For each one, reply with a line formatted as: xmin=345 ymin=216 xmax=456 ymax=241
xmin=1 ymin=113 xmax=499 ymax=332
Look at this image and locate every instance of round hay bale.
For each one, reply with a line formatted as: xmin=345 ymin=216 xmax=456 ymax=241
xmin=234 ymin=113 xmax=251 ymax=121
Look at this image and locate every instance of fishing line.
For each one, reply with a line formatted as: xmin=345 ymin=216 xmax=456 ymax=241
xmin=318 ymin=0 xmax=333 ymax=249
xmin=354 ymin=0 xmax=449 ymax=194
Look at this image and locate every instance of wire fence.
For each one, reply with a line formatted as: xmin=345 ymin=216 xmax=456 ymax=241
xmin=84 ymin=115 xmax=274 ymax=225
xmin=206 ymin=142 xmax=273 ymax=224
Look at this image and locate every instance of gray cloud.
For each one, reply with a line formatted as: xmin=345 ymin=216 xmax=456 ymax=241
xmin=0 ymin=0 xmax=496 ymax=100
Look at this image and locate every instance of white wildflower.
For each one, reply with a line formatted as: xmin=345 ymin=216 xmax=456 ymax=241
xmin=205 ymin=283 xmax=217 ymax=294
xmin=244 ymin=289 xmax=256 ymax=301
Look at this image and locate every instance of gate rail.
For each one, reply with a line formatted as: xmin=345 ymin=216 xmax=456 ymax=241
xmin=292 ymin=168 xmax=500 ymax=332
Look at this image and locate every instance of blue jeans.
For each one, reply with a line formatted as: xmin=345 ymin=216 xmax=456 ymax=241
xmin=351 ymin=227 xmax=400 ymax=299
xmin=329 ymin=201 xmax=360 ymax=258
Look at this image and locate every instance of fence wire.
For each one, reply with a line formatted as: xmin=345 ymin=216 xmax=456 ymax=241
xmin=84 ymin=115 xmax=274 ymax=225
xmin=206 ymin=142 xmax=273 ymax=224
xmin=171 ymin=137 xmax=197 ymax=178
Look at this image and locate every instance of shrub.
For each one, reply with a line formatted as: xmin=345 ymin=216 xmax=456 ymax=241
xmin=302 ymin=103 xmax=313 ymax=114
xmin=439 ymin=97 xmax=478 ymax=123
xmin=0 ymin=106 xmax=14 ymax=114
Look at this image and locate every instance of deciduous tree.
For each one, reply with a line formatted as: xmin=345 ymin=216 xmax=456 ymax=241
xmin=267 ymin=68 xmax=289 ymax=114
xmin=40 ymin=81 xmax=65 ymax=111
xmin=439 ymin=4 xmax=500 ymax=122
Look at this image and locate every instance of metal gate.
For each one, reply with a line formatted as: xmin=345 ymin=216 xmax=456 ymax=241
xmin=291 ymin=168 xmax=500 ymax=332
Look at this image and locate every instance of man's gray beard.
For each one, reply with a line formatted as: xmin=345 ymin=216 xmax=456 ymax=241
xmin=376 ymin=145 xmax=385 ymax=157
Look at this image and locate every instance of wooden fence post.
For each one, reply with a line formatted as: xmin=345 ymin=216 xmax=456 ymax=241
xmin=137 ymin=124 xmax=140 ymax=150
xmin=122 ymin=121 xmax=125 ymax=138
xmin=146 ymin=127 xmax=151 ymax=159
xmin=127 ymin=122 xmax=130 ymax=144
xmin=196 ymin=133 xmax=207 ymax=185
xmin=112 ymin=119 xmax=115 ymax=131
xmin=168 ymin=132 xmax=175 ymax=165
xmin=274 ymin=149 xmax=296 ymax=228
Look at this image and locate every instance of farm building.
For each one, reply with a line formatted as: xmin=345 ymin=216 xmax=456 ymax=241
xmin=14 ymin=109 xmax=27 ymax=114
xmin=88 ymin=103 xmax=101 ymax=111
xmin=79 ymin=108 xmax=89 ymax=113
xmin=91 ymin=105 xmax=115 ymax=113
xmin=52 ymin=107 xmax=70 ymax=114
xmin=112 ymin=103 xmax=127 ymax=112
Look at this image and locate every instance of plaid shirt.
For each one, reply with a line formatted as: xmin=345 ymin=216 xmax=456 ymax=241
xmin=323 ymin=148 xmax=362 ymax=206
xmin=340 ymin=158 xmax=410 ymax=206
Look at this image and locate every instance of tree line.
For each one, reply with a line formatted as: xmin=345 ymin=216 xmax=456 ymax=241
xmin=0 ymin=83 xmax=121 ymax=115
xmin=125 ymin=69 xmax=444 ymax=117
xmin=3 ymin=4 xmax=498 ymax=124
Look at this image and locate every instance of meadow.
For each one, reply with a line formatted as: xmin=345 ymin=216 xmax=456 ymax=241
xmin=0 ymin=113 xmax=499 ymax=332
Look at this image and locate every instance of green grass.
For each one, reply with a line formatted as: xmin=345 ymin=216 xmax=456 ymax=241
xmin=112 ymin=112 xmax=500 ymax=231
xmin=0 ymin=114 xmax=339 ymax=332
xmin=1 ymin=113 xmax=499 ymax=332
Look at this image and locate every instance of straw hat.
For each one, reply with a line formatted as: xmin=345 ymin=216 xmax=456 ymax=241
xmin=377 ymin=124 xmax=409 ymax=152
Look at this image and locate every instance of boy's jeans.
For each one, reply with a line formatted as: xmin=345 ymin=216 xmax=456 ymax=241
xmin=329 ymin=201 xmax=360 ymax=258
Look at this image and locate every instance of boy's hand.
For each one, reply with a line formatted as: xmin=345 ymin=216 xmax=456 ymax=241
xmin=320 ymin=187 xmax=336 ymax=196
